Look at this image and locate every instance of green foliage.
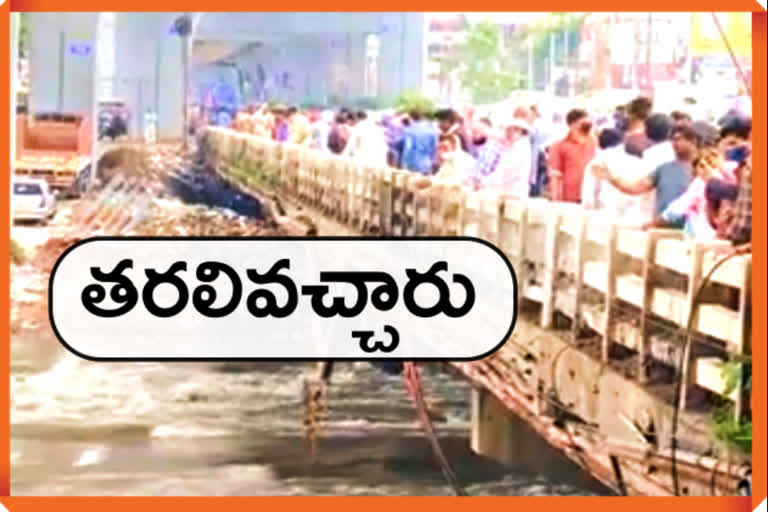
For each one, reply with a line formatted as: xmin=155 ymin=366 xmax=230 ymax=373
xmin=10 ymin=239 xmax=26 ymax=265
xmin=19 ymin=13 xmax=29 ymax=57
xmin=351 ymin=96 xmax=389 ymax=111
xmin=393 ymin=90 xmax=436 ymax=116
xmin=457 ymin=20 xmax=521 ymax=104
xmin=711 ymin=359 xmax=752 ymax=455
xmin=526 ymin=13 xmax=588 ymax=92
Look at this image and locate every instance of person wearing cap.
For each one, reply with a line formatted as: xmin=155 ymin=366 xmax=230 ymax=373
xmin=479 ymin=117 xmax=532 ymax=199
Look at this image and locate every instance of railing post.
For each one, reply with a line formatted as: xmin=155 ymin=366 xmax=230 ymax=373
xmin=571 ymin=213 xmax=587 ymax=342
xmin=602 ymin=223 xmax=617 ymax=364
xmin=540 ymin=208 xmax=562 ymax=329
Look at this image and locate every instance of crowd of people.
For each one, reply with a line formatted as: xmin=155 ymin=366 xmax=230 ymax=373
xmin=229 ymin=95 xmax=752 ymax=247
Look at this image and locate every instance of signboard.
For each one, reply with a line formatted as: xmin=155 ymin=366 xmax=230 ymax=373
xmin=690 ymin=13 xmax=751 ymax=59
xmin=68 ymin=41 xmax=93 ymax=57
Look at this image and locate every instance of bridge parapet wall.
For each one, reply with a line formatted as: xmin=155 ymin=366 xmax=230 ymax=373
xmin=204 ymin=126 xmax=752 ymax=495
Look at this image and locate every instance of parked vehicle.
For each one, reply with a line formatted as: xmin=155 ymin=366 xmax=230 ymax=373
xmin=11 ymin=177 xmax=58 ymax=225
xmin=13 ymin=112 xmax=93 ymax=198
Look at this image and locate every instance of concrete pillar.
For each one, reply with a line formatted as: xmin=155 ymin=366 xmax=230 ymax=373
xmin=114 ymin=13 xmax=183 ymax=140
xmin=378 ymin=12 xmax=426 ymax=100
xmin=157 ymin=35 xmax=184 ymax=140
xmin=470 ymin=387 xmax=559 ymax=469
xmin=11 ymin=13 xmax=20 ymax=165
xmin=28 ymin=13 xmax=98 ymax=115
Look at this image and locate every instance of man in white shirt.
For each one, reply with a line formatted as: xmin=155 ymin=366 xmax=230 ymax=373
xmin=342 ymin=110 xmax=388 ymax=166
xmin=583 ymin=128 xmax=653 ymax=227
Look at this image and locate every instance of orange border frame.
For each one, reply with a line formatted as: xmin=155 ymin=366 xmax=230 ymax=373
xmin=0 ymin=6 xmax=764 ymax=509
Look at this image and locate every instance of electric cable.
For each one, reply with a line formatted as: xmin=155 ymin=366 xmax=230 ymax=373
xmin=403 ymin=362 xmax=468 ymax=496
xmin=670 ymin=243 xmax=750 ymax=495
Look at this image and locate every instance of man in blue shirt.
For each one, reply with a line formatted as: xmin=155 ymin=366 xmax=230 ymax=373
xmin=400 ymin=110 xmax=438 ymax=175
xmin=592 ymin=123 xmax=697 ymax=217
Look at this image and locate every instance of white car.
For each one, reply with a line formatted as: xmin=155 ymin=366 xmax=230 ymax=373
xmin=12 ymin=178 xmax=58 ymax=225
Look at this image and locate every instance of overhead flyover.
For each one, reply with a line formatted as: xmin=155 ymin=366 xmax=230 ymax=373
xmin=25 ymin=12 xmax=427 ymax=140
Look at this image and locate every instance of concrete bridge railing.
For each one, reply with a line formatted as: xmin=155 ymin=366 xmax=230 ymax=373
xmin=204 ymin=126 xmax=751 ymax=495
xmin=205 ymin=126 xmax=751 ymax=408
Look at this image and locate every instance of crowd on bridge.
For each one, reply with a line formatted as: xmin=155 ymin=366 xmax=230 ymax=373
xmin=228 ymin=94 xmax=752 ymax=247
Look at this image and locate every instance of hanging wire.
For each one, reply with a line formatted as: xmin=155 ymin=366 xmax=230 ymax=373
xmin=670 ymin=243 xmax=751 ymax=496
xmin=403 ymin=362 xmax=468 ymax=496
xmin=710 ymin=13 xmax=752 ymax=97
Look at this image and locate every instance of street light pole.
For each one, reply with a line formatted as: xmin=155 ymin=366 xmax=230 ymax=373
xmin=646 ymin=12 xmax=653 ymax=96
xmin=11 ymin=13 xmax=20 ymax=234
xmin=173 ymin=13 xmax=192 ymax=150
xmin=182 ymin=32 xmax=189 ymax=150
xmin=11 ymin=13 xmax=20 ymax=167
xmin=527 ymin=36 xmax=533 ymax=90
xmin=90 ymin=12 xmax=102 ymax=190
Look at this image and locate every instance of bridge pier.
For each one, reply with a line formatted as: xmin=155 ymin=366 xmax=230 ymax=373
xmin=471 ymin=387 xmax=528 ymax=465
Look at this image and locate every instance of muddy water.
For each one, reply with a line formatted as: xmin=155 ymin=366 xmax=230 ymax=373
xmin=10 ymin=153 xmax=611 ymax=496
xmin=11 ymin=344 xmax=610 ymax=496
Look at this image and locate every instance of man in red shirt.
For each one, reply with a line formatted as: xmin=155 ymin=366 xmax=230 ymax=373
xmin=547 ymin=109 xmax=597 ymax=202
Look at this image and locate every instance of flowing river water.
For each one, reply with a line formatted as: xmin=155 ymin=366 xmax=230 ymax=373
xmin=10 ymin=151 xmax=611 ymax=496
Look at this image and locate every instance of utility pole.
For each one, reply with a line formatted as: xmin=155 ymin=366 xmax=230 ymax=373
xmin=182 ymin=34 xmax=189 ymax=149
xmin=563 ymin=27 xmax=570 ymax=96
xmin=646 ymin=12 xmax=653 ymax=96
xmin=172 ymin=14 xmax=192 ymax=149
xmin=11 ymin=13 xmax=20 ymax=167
xmin=549 ymin=32 xmax=555 ymax=93
xmin=11 ymin=12 xmax=20 ymax=234
xmin=527 ymin=36 xmax=533 ymax=90
xmin=90 ymin=13 xmax=102 ymax=190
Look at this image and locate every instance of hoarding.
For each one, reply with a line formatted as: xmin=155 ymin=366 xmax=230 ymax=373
xmin=690 ymin=13 xmax=751 ymax=58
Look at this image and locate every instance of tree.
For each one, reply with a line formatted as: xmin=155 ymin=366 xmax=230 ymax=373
xmin=19 ymin=13 xmax=29 ymax=58
xmin=457 ymin=20 xmax=520 ymax=104
xmin=393 ymin=90 xmax=435 ymax=117
xmin=528 ymin=13 xmax=588 ymax=93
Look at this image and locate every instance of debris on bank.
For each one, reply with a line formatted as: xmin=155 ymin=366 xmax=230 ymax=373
xmin=12 ymin=142 xmax=315 ymax=333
